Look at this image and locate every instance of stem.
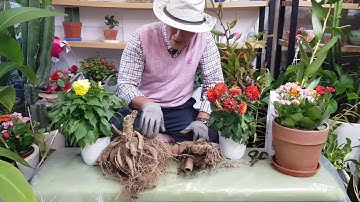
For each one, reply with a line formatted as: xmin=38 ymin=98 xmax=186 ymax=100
xmin=309 ymin=6 xmax=332 ymax=64
xmin=0 ymin=136 xmax=10 ymax=149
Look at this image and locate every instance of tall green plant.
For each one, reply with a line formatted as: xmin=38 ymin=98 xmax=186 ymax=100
xmin=0 ymin=7 xmax=63 ymax=112
xmin=21 ymin=0 xmax=56 ymax=87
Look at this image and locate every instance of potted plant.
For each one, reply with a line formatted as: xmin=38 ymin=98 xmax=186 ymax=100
xmin=206 ymin=83 xmax=260 ymax=159
xmin=63 ymin=7 xmax=82 ymax=41
xmin=0 ymin=112 xmax=41 ymax=180
xmin=0 ymin=6 xmax=62 ymax=200
xmin=103 ymin=14 xmax=119 ymax=43
xmin=38 ymin=69 xmax=73 ymax=103
xmin=79 ymin=56 xmax=117 ymax=82
xmin=49 ymin=79 xmax=125 ymax=165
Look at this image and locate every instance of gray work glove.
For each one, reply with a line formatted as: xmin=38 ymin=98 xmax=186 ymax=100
xmin=180 ymin=121 xmax=209 ymax=141
xmin=139 ymin=103 xmax=165 ymax=138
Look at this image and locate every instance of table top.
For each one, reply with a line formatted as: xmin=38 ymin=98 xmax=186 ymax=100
xmin=31 ymin=148 xmax=348 ymax=202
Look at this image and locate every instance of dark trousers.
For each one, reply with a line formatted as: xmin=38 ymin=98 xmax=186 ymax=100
xmin=111 ymin=98 xmax=219 ymax=143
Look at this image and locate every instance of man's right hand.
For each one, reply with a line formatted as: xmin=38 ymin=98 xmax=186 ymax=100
xmin=139 ymin=103 xmax=165 ymax=138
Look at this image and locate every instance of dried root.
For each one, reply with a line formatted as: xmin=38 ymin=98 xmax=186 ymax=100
xmin=97 ymin=110 xmax=172 ymax=199
xmin=173 ymin=138 xmax=222 ymax=173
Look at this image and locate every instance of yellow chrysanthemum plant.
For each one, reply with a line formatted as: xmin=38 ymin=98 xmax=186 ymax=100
xmin=49 ymin=79 xmax=125 ymax=148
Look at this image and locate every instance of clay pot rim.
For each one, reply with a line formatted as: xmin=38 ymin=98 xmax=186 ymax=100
xmin=273 ymin=119 xmax=329 ymax=133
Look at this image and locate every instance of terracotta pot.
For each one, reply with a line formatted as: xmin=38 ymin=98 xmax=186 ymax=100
xmin=63 ymin=22 xmax=82 ymax=38
xmin=103 ymin=29 xmax=118 ymax=40
xmin=272 ymin=120 xmax=329 ymax=174
xmin=38 ymin=92 xmax=57 ymax=103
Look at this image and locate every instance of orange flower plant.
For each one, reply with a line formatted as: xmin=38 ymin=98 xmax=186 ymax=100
xmin=207 ymin=83 xmax=260 ymax=144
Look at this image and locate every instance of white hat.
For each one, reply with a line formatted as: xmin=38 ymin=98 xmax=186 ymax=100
xmin=153 ymin=0 xmax=217 ymax=33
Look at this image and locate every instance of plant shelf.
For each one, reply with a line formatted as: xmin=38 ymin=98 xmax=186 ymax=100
xmin=67 ymin=41 xmax=264 ymax=50
xmin=282 ymin=0 xmax=360 ymax=10
xmin=278 ymin=39 xmax=360 ymax=53
xmin=52 ymin=0 xmax=269 ymax=8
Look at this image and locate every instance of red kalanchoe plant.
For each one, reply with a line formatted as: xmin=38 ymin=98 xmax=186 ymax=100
xmin=206 ymin=83 xmax=260 ymax=144
xmin=79 ymin=56 xmax=117 ymax=82
xmin=44 ymin=70 xmax=72 ymax=94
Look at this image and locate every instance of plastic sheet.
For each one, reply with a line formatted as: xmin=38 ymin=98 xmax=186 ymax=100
xmin=31 ymin=148 xmax=350 ymax=202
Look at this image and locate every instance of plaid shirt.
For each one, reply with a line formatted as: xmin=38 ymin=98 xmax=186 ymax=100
xmin=117 ymin=22 xmax=224 ymax=114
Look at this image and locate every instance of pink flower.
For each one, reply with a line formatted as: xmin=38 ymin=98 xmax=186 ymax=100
xmin=3 ymin=132 xmax=9 ymax=138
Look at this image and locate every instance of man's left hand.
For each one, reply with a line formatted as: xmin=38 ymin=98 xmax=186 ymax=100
xmin=180 ymin=121 xmax=209 ymax=141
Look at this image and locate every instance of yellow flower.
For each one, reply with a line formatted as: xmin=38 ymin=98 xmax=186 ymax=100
xmin=98 ymin=81 xmax=103 ymax=89
xmin=290 ymin=88 xmax=300 ymax=97
xmin=72 ymin=79 xmax=91 ymax=96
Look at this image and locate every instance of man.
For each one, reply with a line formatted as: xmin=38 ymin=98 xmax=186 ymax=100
xmin=114 ymin=0 xmax=224 ymax=142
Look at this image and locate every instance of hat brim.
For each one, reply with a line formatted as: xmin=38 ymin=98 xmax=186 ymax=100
xmin=153 ymin=0 xmax=216 ymax=33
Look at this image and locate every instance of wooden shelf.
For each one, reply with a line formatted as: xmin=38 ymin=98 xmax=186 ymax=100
xmin=278 ymin=39 xmax=360 ymax=53
xmin=282 ymin=1 xmax=360 ymax=10
xmin=67 ymin=41 xmax=126 ymax=49
xmin=67 ymin=40 xmax=264 ymax=49
xmin=53 ymin=0 xmax=269 ymax=8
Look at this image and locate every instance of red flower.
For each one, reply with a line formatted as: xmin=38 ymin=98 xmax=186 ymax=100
xmin=238 ymin=101 xmax=247 ymax=115
xmin=64 ymin=82 xmax=71 ymax=91
xmin=69 ymin=65 xmax=78 ymax=73
xmin=50 ymin=72 xmax=60 ymax=81
xmin=315 ymin=85 xmax=326 ymax=95
xmin=213 ymin=83 xmax=227 ymax=98
xmin=228 ymin=87 xmax=242 ymax=95
xmin=245 ymin=85 xmax=260 ymax=101
xmin=3 ymin=132 xmax=10 ymax=138
xmin=325 ymin=86 xmax=335 ymax=93
xmin=222 ymin=97 xmax=238 ymax=111
xmin=207 ymin=88 xmax=218 ymax=103
xmin=101 ymin=59 xmax=107 ymax=64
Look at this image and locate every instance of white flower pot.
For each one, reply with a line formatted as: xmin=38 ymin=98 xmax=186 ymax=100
xmin=17 ymin=144 xmax=40 ymax=181
xmin=219 ymin=135 xmax=246 ymax=160
xmin=81 ymin=137 xmax=111 ymax=166
xmin=333 ymin=121 xmax=360 ymax=174
xmin=192 ymin=85 xmax=203 ymax=110
xmin=43 ymin=130 xmax=65 ymax=151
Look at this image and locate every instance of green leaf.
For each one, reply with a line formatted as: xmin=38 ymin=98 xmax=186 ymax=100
xmin=306 ymin=106 xmax=322 ymax=120
xmin=57 ymin=79 xmax=65 ymax=87
xmin=304 ymin=52 xmax=327 ymax=78
xmin=228 ymin=19 xmax=237 ymax=29
xmin=281 ymin=118 xmax=295 ymax=128
xmin=347 ymin=93 xmax=359 ymax=100
xmin=291 ymin=113 xmax=304 ymax=122
xmin=300 ymin=117 xmax=317 ymax=129
xmin=298 ymin=38 xmax=309 ymax=65
xmin=0 ymin=160 xmax=36 ymax=202
xmin=0 ymin=86 xmax=15 ymax=112
xmin=311 ymin=10 xmax=323 ymax=40
xmin=74 ymin=121 xmax=87 ymax=145
xmin=0 ymin=31 xmax=23 ymax=64
xmin=311 ymin=0 xmax=327 ymax=20
xmin=327 ymin=99 xmax=338 ymax=114
xmin=315 ymin=36 xmax=339 ymax=57
xmin=0 ymin=147 xmax=30 ymax=167
xmin=306 ymin=77 xmax=321 ymax=89
xmin=210 ymin=29 xmax=223 ymax=36
xmin=0 ymin=7 xmax=64 ymax=31
xmin=0 ymin=62 xmax=36 ymax=84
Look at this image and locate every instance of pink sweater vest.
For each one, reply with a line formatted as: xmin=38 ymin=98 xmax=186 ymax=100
xmin=138 ymin=22 xmax=206 ymax=108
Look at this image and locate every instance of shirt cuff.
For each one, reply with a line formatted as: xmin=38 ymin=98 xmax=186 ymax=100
xmin=199 ymin=100 xmax=211 ymax=114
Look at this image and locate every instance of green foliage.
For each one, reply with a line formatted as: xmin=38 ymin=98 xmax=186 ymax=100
xmin=0 ymin=148 xmax=36 ymax=202
xmin=211 ymin=109 xmax=255 ymax=144
xmin=0 ymin=7 xmax=63 ymax=111
xmin=104 ymin=14 xmax=119 ymax=29
xmin=49 ymin=80 xmax=126 ymax=148
xmin=79 ymin=56 xmax=117 ymax=82
xmin=322 ymin=132 xmax=352 ymax=170
xmin=64 ymin=7 xmax=80 ymax=22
